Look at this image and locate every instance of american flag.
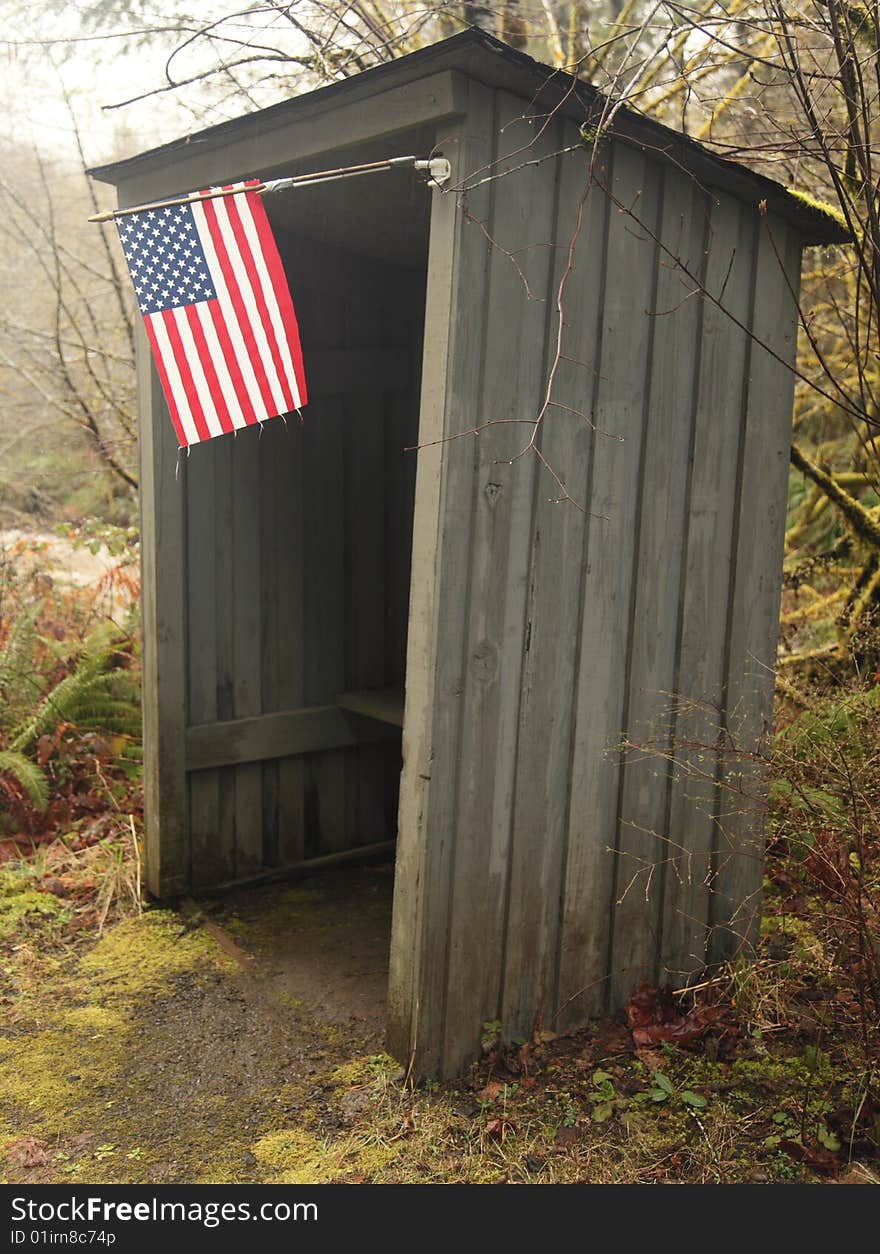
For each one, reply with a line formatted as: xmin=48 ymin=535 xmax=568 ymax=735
xmin=117 ymin=181 xmax=307 ymax=447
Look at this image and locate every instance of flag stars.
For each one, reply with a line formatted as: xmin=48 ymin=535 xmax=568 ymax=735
xmin=116 ymin=200 xmax=214 ymax=315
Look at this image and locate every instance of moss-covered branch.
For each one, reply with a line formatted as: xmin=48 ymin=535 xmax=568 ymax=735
xmin=790 ymin=443 xmax=880 ymax=552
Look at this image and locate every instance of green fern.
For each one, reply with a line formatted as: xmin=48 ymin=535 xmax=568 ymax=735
xmin=9 ymin=623 xmax=140 ymax=753
xmin=0 ymin=603 xmax=44 ymax=730
xmin=0 ymin=582 xmax=142 ymax=829
xmin=0 ymin=750 xmax=49 ymax=811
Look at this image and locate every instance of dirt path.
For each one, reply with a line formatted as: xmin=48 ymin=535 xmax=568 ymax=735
xmin=0 ymin=865 xmax=398 ymax=1184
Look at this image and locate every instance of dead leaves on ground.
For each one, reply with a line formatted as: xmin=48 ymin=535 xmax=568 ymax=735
xmin=6 ymin=1137 xmax=49 ymax=1168
xmin=481 ymin=1015 xmax=558 ymax=1077
xmin=777 ymin=1138 xmax=840 ymax=1175
xmin=625 ymin=981 xmax=737 ymax=1051
xmin=484 ymin=1115 xmax=517 ymax=1143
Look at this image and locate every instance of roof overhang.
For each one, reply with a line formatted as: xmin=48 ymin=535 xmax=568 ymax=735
xmin=90 ymin=27 xmax=849 ymax=247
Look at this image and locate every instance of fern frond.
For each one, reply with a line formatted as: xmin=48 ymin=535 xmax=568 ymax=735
xmin=11 ymin=670 xmax=106 ymax=751
xmin=0 ymin=750 xmax=49 ymax=811
xmin=8 ymin=623 xmax=140 ymax=752
xmin=68 ymin=697 xmax=142 ymax=738
xmin=0 ymin=603 xmax=45 ymax=730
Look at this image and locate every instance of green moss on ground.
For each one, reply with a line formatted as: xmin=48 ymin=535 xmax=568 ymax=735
xmin=1 ymin=866 xmax=876 ymax=1185
xmin=0 ymin=911 xmax=236 ymax=1148
xmin=0 ymin=868 xmax=69 ymax=942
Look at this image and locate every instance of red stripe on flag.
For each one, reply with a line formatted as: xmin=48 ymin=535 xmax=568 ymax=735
xmin=245 ymin=189 xmax=308 ymax=407
xmin=143 ymin=317 xmax=188 ymax=447
xmin=203 ymin=299 xmax=260 ymax=429
xmin=199 ymin=197 xmax=277 ymax=417
xmin=183 ymin=304 xmax=235 ymax=435
xmin=224 ymin=192 xmax=297 ymax=414
xmin=161 ymin=310 xmax=212 ymax=444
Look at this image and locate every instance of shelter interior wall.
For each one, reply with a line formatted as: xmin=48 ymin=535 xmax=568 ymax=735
xmin=183 ymin=226 xmax=427 ymax=887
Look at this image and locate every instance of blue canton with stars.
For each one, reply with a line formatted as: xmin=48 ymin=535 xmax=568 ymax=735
xmin=117 ymin=203 xmax=216 ymax=316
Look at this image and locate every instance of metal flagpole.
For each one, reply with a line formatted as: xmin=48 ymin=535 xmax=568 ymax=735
xmin=88 ymin=155 xmax=451 ymax=223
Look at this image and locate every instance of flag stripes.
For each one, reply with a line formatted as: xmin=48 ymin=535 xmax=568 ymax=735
xmin=207 ymin=192 xmax=297 ymax=414
xmin=119 ymin=181 xmax=307 ymax=447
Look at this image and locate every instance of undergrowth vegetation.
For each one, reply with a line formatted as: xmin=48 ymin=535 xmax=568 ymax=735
xmin=0 ymin=530 xmax=877 ymax=1184
xmin=0 ymin=533 xmax=142 ymax=933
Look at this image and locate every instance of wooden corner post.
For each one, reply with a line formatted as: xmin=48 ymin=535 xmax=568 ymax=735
xmin=136 ymin=323 xmax=190 ymax=897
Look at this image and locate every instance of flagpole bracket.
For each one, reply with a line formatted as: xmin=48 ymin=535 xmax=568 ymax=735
xmin=414 ymin=158 xmax=451 ymax=190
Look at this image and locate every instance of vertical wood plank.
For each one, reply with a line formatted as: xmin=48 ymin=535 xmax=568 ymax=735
xmin=555 ymin=145 xmax=661 ymax=1027
xmin=658 ymin=193 xmax=754 ymax=984
xmin=608 ymin=168 xmax=709 ymax=1006
xmin=231 ymin=425 xmax=264 ymax=876
xmin=186 ymin=442 xmax=223 ymax=888
xmin=381 ymin=272 xmax=424 ymax=832
xmin=212 ymin=435 xmax=237 ymax=880
xmin=344 ymin=380 xmax=387 ymax=845
xmin=302 ymin=395 xmax=347 ymax=853
xmin=710 ymin=219 xmax=801 ymax=960
xmin=384 ymin=270 xmax=425 ymax=688
xmin=387 ymin=80 xmax=492 ymax=1074
xmin=259 ymin=421 xmax=281 ymax=866
xmin=275 ymin=414 xmax=306 ymax=866
xmin=499 ymin=126 xmax=607 ymax=1037
xmin=440 ymin=98 xmax=562 ymax=1074
xmin=138 ymin=330 xmax=189 ymax=897
xmin=294 ymin=237 xmax=348 ymax=857
xmin=343 ymin=253 xmax=405 ymax=849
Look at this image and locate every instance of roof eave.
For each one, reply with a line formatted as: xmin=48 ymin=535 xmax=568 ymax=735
xmin=88 ymin=26 xmax=850 ymax=248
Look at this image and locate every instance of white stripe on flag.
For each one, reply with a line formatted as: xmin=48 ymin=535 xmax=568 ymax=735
xmin=191 ymin=199 xmax=270 ymax=423
xmin=171 ymin=307 xmax=225 ymax=439
xmin=208 ymin=194 xmax=288 ymax=416
xmin=236 ymin=195 xmax=302 ymax=410
xmin=147 ymin=314 xmax=200 ymax=446
xmin=193 ymin=301 xmax=249 ymax=429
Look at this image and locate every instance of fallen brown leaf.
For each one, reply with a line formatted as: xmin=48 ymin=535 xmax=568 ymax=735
xmin=779 ymin=1139 xmax=839 ymax=1176
xmin=634 ymin=1046 xmax=667 ymax=1071
xmin=485 ymin=1116 xmax=515 ymax=1142
xmin=39 ymin=877 xmax=67 ymax=897
xmin=6 ymin=1137 xmax=49 ymax=1168
xmin=626 ymin=980 xmax=734 ymax=1048
xmin=554 ymin=1126 xmax=579 ymax=1148
xmin=477 ymin=1081 xmax=504 ymax=1104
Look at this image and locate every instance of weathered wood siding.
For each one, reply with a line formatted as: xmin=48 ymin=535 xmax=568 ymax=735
xmin=389 ymin=82 xmax=802 ymax=1076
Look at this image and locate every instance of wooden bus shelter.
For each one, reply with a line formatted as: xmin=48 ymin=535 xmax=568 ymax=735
xmin=91 ymin=29 xmax=845 ymax=1077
